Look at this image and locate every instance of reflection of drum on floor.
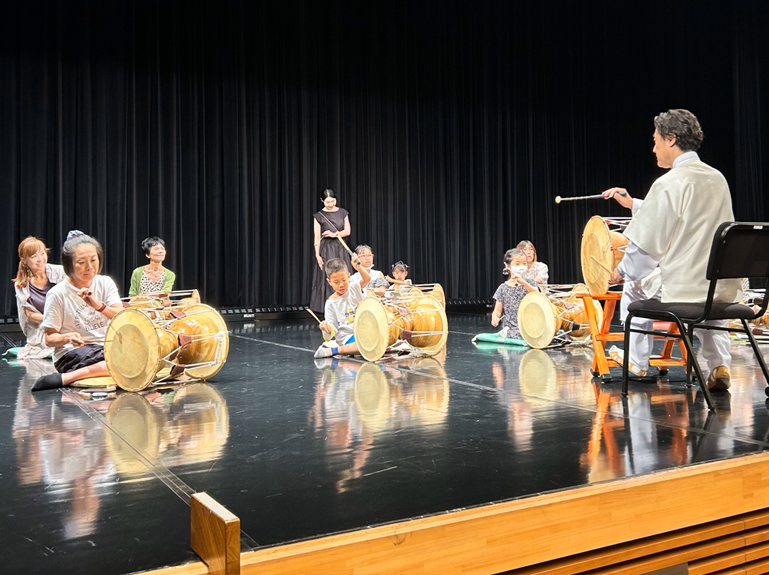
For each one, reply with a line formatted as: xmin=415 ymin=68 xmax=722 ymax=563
xmin=518 ymin=349 xmax=557 ymax=398
xmin=353 ymin=359 xmax=449 ymax=432
xmin=518 ymin=285 xmax=603 ymax=349
xmin=581 ymin=216 xmax=631 ymax=295
xmin=354 ymin=286 xmax=448 ymax=362
xmin=104 ymin=303 xmax=229 ymax=392
xmin=105 ymin=384 xmax=229 ymax=473
xmin=105 ymin=393 xmax=163 ymax=474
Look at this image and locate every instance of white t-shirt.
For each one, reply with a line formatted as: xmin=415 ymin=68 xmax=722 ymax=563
xmin=41 ymin=276 xmax=122 ymax=362
xmin=324 ymin=277 xmax=366 ymax=345
xmin=350 ymin=267 xmax=385 ymax=286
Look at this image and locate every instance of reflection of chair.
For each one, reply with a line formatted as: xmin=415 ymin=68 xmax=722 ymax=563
xmin=623 ymin=222 xmax=769 ymax=411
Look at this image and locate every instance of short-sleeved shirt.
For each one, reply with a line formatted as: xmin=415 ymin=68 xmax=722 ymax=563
xmin=324 ymin=277 xmax=366 ymax=345
xmin=528 ymin=261 xmax=549 ymax=285
xmin=41 ymin=276 xmax=122 ymax=362
xmin=493 ymin=279 xmax=536 ymax=338
xmin=350 ymin=268 xmax=388 ymax=289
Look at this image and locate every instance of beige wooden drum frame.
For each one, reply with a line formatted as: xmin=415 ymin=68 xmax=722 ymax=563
xmin=354 ymin=288 xmax=448 ymax=362
xmin=518 ymin=288 xmax=603 ymax=349
xmin=104 ymin=302 xmax=229 ymax=392
xmin=384 ymin=283 xmax=445 ymax=308
xmin=581 ymin=216 xmax=631 ymax=295
xmin=124 ymin=289 xmax=201 ymax=308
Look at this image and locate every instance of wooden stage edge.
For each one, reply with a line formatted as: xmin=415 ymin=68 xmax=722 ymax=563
xmin=148 ymin=452 xmax=769 ymax=575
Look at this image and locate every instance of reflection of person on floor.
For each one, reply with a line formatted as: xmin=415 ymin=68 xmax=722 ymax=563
xmin=32 ymin=232 xmax=123 ymax=391
xmin=310 ymin=357 xmax=374 ymax=493
xmin=490 ymin=248 xmax=538 ymax=339
xmin=315 ymin=256 xmax=370 ymax=358
xmin=603 ymin=110 xmax=742 ymax=389
xmin=13 ymin=360 xmax=111 ymax=539
xmin=489 ymin=347 xmax=533 ymax=450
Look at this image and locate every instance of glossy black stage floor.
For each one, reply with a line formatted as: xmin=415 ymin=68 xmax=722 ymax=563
xmin=2 ymin=314 xmax=769 ymax=575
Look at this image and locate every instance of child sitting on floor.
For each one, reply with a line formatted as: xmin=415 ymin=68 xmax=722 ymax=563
xmin=315 ymin=255 xmax=371 ymax=358
xmin=490 ymin=248 xmax=539 ymax=339
xmin=385 ymin=261 xmax=412 ymax=292
xmin=350 ymin=244 xmax=389 ymax=294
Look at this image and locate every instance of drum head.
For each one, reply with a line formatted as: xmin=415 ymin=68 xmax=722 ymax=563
xmin=69 ymin=376 xmax=116 ymax=389
xmin=518 ymin=292 xmax=559 ymax=349
xmin=518 ymin=349 xmax=557 ymax=398
xmin=170 ymin=304 xmax=230 ymax=380
xmin=354 ymin=298 xmax=390 ymax=362
xmin=566 ymin=283 xmax=590 ymax=301
xmin=404 ymin=286 xmax=426 ymax=308
xmin=354 ymin=363 xmax=392 ymax=432
xmin=581 ymin=216 xmax=616 ymax=295
xmin=105 ymin=393 xmax=162 ymax=474
xmin=105 ymin=308 xmax=161 ymax=392
xmin=177 ymin=289 xmax=201 ymax=307
xmin=427 ymin=284 xmax=446 ymax=308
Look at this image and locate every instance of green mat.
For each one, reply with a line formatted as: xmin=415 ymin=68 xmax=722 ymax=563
xmin=472 ymin=332 xmax=529 ymax=347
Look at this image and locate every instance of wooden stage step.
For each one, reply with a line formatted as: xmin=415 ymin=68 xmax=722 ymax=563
xmin=148 ymin=453 xmax=769 ymax=575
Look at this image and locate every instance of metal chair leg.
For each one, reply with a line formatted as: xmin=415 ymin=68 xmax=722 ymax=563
xmin=622 ymin=312 xmax=632 ymax=396
xmin=686 ymin=322 xmax=696 ymax=386
xmin=741 ymin=319 xmax=769 ymax=389
xmin=679 ymin=320 xmax=715 ymax=411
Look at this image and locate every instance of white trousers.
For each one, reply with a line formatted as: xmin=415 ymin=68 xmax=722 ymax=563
xmin=620 ymin=279 xmax=732 ymax=373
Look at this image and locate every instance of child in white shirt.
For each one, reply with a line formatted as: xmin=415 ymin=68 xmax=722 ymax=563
xmin=315 ymin=256 xmax=371 ymax=358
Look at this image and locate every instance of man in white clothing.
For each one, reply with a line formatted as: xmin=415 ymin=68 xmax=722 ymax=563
xmin=603 ymin=109 xmax=741 ymax=390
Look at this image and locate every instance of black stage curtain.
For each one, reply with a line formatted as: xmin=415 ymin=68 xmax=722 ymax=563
xmin=1 ymin=0 xmax=767 ymax=314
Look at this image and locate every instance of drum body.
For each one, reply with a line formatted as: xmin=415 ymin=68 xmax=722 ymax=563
xmin=422 ymin=284 xmax=445 ymax=308
xmin=105 ymin=303 xmax=229 ymax=392
xmin=354 ymin=288 xmax=448 ymax=362
xmin=518 ymin=289 xmax=603 ymax=348
xmin=581 ymin=216 xmax=630 ymax=295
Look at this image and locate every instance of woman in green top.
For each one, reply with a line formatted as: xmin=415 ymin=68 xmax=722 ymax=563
xmin=128 ymin=237 xmax=176 ymax=296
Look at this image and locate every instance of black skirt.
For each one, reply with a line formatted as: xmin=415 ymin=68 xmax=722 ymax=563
xmin=54 ymin=344 xmax=105 ymax=373
xmin=310 ymin=237 xmax=350 ymax=313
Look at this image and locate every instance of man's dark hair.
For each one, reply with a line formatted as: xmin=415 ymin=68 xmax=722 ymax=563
xmin=654 ymin=109 xmax=704 ymax=152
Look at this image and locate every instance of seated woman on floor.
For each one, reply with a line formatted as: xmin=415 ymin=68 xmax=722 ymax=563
xmin=129 ymin=236 xmax=176 ymax=296
xmin=517 ymin=240 xmax=549 ymax=287
xmin=32 ymin=232 xmax=123 ymax=391
xmin=13 ymin=236 xmax=67 ymax=360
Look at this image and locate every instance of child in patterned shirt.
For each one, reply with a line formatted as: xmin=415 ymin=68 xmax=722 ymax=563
xmin=491 ymin=248 xmax=539 ymax=339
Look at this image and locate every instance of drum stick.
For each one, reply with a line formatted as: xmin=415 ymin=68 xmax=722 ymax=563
xmin=590 ymin=255 xmax=614 ymax=274
xmin=555 ymin=191 xmax=627 ymax=204
xmin=318 ymin=211 xmax=361 ymax=265
xmin=306 ymin=309 xmax=322 ymax=324
xmin=336 ymin=236 xmax=361 ymax=266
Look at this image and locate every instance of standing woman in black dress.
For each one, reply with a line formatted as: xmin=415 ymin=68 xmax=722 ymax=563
xmin=310 ymin=189 xmax=352 ymax=313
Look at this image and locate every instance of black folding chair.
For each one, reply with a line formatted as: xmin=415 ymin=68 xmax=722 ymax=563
xmin=622 ymin=222 xmax=769 ymax=411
